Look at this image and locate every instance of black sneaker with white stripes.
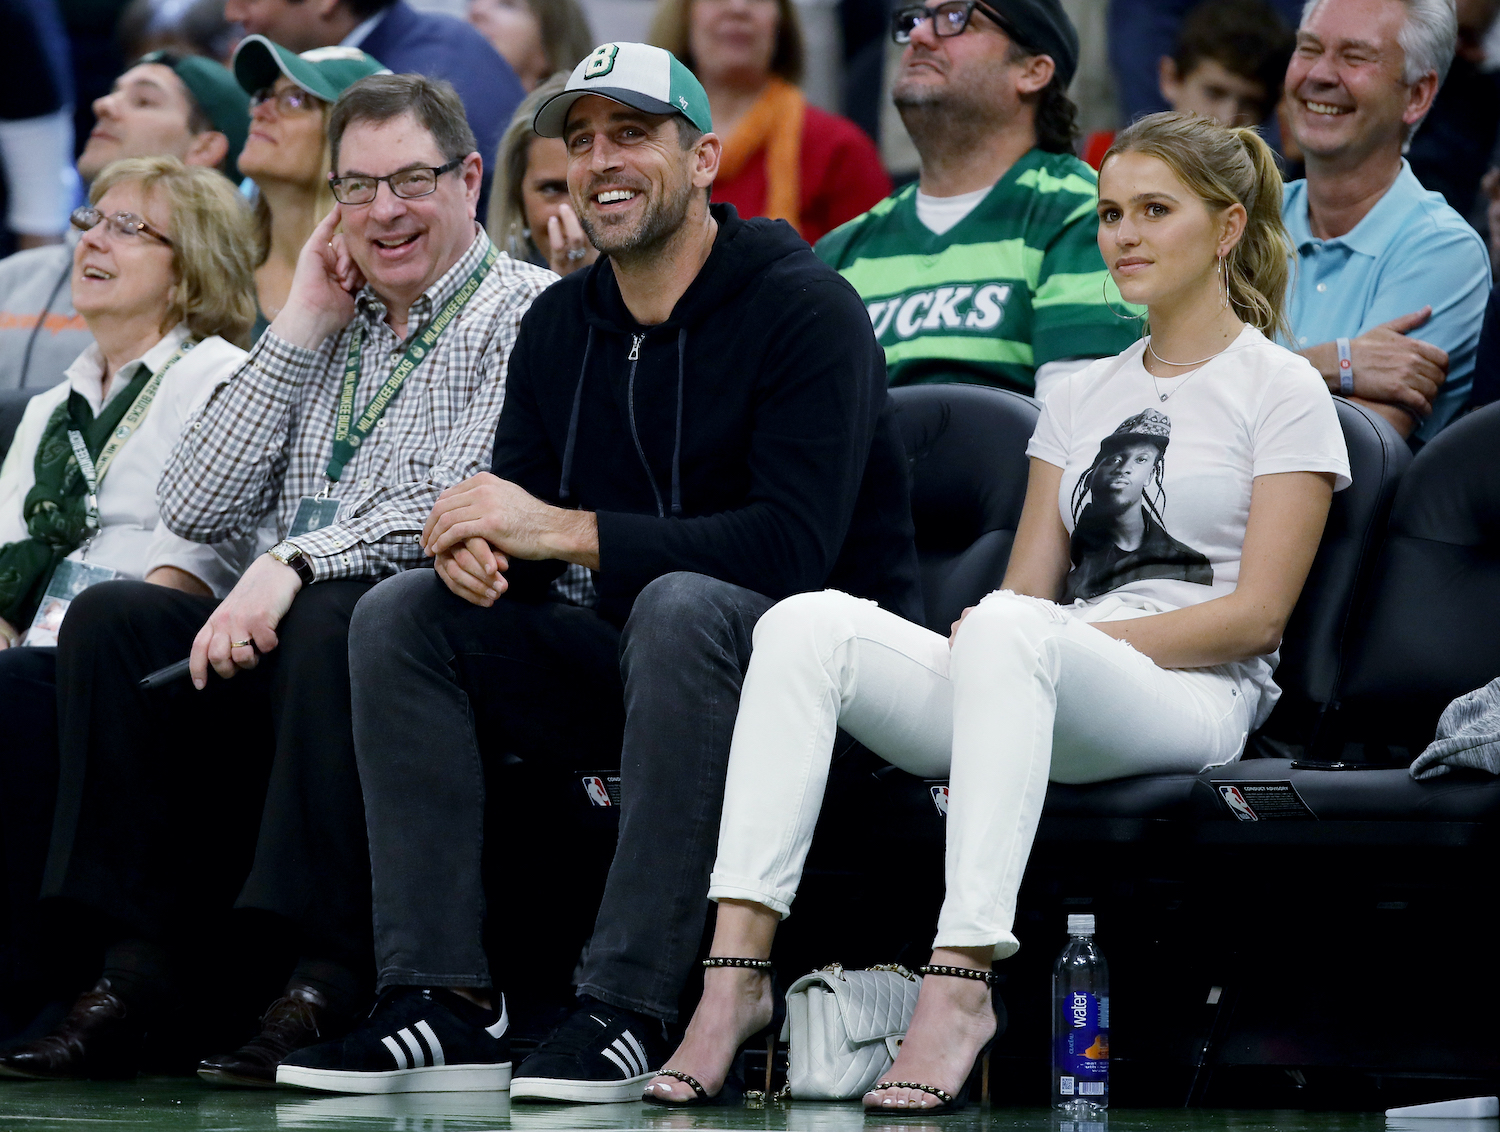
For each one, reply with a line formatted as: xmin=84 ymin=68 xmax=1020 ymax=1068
xmin=511 ymin=997 xmax=666 ymax=1103
xmin=276 ymin=987 xmax=510 ymax=1094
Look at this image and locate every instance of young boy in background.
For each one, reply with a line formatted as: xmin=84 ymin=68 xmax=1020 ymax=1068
xmin=1084 ymin=0 xmax=1294 ymax=167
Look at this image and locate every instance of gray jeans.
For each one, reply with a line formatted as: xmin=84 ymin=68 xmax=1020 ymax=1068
xmin=350 ymin=569 xmax=772 ymax=1018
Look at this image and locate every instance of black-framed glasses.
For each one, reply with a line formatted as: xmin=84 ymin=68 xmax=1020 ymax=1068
xmin=70 ymin=206 xmax=172 ymax=247
xmin=328 ymin=159 xmax=464 ymax=206
xmin=250 ymin=85 xmax=322 ymax=115
xmin=892 ymin=0 xmax=1013 ymax=44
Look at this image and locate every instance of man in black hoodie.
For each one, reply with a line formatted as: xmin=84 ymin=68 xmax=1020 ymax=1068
xmin=278 ymin=43 xmax=921 ymax=1097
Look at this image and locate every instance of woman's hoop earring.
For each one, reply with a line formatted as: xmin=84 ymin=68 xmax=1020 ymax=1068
xmin=1102 ymin=275 xmax=1146 ymax=321
xmin=1218 ymin=254 xmax=1230 ymax=311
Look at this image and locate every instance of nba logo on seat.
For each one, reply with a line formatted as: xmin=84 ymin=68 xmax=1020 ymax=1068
xmin=583 ymin=776 xmax=613 ymax=807
xmin=1218 ymin=785 xmax=1258 ymax=822
xmin=930 ymin=785 xmax=950 ymax=817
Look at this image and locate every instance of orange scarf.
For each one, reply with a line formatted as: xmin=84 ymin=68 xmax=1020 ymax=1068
xmin=716 ymin=77 xmax=805 ymax=233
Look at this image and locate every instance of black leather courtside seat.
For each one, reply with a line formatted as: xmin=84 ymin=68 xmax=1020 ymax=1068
xmin=1335 ymin=401 xmax=1500 ymax=752
xmin=1196 ymin=758 xmax=1500 ymax=836
xmin=1043 ymin=399 xmax=1412 ymax=833
xmin=1252 ymin=400 xmax=1412 ymax=747
xmin=1204 ymin=402 xmax=1500 ymax=841
xmin=888 ymin=382 xmax=1039 ymax=634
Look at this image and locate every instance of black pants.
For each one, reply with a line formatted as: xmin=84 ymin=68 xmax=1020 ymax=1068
xmin=43 ymin=579 xmax=374 ymax=972
xmin=349 ymin=569 xmax=626 ymax=992
xmin=0 ymin=646 xmax=58 ymax=1022
xmin=351 ymin=570 xmax=772 ymax=1019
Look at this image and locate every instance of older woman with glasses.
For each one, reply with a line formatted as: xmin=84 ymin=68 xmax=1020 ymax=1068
xmin=0 ymin=154 xmax=261 ymax=1049
xmin=231 ymin=35 xmax=385 ymax=338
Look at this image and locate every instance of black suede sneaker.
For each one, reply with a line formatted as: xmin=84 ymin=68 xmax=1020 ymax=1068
xmin=276 ymin=988 xmax=510 ymax=1094
xmin=511 ymin=998 xmax=666 ymax=1103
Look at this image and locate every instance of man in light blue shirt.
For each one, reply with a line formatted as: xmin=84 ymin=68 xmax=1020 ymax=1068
xmin=1282 ymin=0 xmax=1489 ymax=442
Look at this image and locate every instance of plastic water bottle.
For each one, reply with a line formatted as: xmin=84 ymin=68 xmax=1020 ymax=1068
xmin=1052 ymin=913 xmax=1109 ymax=1112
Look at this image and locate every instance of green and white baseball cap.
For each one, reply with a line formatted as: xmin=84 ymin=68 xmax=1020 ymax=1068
xmin=231 ymin=36 xmax=388 ymax=104
xmin=533 ymin=42 xmax=712 ymax=139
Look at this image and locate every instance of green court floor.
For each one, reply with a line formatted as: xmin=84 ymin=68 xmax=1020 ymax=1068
xmin=1 ymin=1080 xmax=1490 ymax=1132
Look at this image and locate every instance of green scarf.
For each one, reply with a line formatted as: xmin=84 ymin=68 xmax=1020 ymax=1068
xmin=0 ymin=367 xmax=152 ymax=627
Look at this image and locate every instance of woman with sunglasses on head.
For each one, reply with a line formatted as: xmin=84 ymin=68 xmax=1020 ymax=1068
xmin=0 ymin=155 xmax=259 ymax=1049
xmin=648 ymin=0 xmax=891 ymax=243
xmin=230 ymin=36 xmax=385 ymax=338
xmin=643 ymin=112 xmax=1350 ymax=1113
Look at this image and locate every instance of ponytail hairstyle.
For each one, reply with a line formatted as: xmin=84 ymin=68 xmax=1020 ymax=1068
xmin=1005 ymin=41 xmax=1079 ymax=154
xmin=1102 ymin=111 xmax=1292 ymax=342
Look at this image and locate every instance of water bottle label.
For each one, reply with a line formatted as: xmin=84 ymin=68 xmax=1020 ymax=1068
xmin=1055 ymin=991 xmax=1109 ymax=1081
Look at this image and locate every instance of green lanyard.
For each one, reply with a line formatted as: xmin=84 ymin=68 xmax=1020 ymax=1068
xmin=66 ymin=337 xmax=195 ymax=532
xmin=326 ymin=243 xmax=499 ymax=485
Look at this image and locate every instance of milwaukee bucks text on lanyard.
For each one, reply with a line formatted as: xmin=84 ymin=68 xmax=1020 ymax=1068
xmin=325 ymin=243 xmax=498 ymax=487
xmin=67 ymin=338 xmax=195 ymax=533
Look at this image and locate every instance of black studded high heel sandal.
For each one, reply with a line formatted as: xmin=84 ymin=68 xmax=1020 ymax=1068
xmin=643 ymin=958 xmax=779 ymax=1109
xmin=863 ymin=964 xmax=1007 ymax=1118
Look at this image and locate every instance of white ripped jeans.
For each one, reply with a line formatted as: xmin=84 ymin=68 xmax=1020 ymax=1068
xmin=706 ymin=589 xmax=1253 ymax=958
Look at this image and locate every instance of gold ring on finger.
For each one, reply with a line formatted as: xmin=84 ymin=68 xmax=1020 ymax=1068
xmin=231 ymin=639 xmax=253 ymax=648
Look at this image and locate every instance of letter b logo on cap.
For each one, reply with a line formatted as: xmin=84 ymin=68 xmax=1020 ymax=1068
xmin=584 ymin=44 xmax=619 ymax=79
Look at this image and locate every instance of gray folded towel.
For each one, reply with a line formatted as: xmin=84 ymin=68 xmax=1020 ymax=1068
xmin=1410 ymin=676 xmax=1500 ymax=780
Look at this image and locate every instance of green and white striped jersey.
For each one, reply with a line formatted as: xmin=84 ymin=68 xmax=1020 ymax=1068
xmin=815 ymin=148 xmax=1142 ymax=393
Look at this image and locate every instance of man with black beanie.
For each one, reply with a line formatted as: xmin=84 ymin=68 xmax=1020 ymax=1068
xmin=817 ymin=0 xmax=1140 ymax=402
xmin=279 ymin=42 xmax=921 ymax=1096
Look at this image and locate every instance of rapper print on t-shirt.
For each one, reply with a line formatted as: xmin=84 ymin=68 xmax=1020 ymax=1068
xmin=1063 ymin=408 xmax=1213 ymax=602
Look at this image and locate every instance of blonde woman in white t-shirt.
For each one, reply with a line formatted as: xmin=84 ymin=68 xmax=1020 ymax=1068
xmin=642 ymin=113 xmax=1351 ymax=1113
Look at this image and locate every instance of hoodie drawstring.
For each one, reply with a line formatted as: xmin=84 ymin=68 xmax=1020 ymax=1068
xmin=558 ymin=327 xmax=593 ymax=504
xmin=671 ymin=328 xmax=685 ymax=516
xmin=566 ymin=326 xmax=686 ymax=519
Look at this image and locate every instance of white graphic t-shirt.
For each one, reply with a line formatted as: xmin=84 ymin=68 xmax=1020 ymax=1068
xmin=1026 ymin=325 xmax=1351 ymax=726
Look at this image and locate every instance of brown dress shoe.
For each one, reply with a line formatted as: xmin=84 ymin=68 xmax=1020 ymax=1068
xmin=0 ymin=979 xmax=139 ymax=1080
xmin=197 ymin=982 xmax=342 ymax=1088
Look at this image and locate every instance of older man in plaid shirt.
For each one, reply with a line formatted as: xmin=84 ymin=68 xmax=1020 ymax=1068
xmin=25 ymin=74 xmax=553 ymax=1085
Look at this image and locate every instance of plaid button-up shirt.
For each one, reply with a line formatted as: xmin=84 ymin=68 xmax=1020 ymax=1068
xmin=160 ymin=232 xmax=555 ymax=582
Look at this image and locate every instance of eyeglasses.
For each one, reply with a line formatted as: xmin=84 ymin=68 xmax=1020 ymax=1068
xmin=328 ymin=159 xmax=464 ymax=206
xmin=70 ymin=206 xmax=172 ymax=247
xmin=250 ymin=85 xmax=322 ymax=115
xmin=891 ymin=0 xmax=1014 ymax=44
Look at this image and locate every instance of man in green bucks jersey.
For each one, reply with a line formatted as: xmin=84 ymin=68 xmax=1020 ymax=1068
xmin=816 ymin=0 xmax=1141 ymax=398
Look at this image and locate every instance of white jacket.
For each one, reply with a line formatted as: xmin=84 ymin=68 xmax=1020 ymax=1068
xmin=0 ymin=323 xmax=257 ymax=598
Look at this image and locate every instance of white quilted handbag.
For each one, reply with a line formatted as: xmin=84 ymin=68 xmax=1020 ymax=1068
xmin=779 ymin=963 xmax=922 ymax=1100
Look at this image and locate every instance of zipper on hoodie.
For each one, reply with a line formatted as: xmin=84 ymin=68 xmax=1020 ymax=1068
xmin=625 ymin=335 xmax=666 ymax=518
